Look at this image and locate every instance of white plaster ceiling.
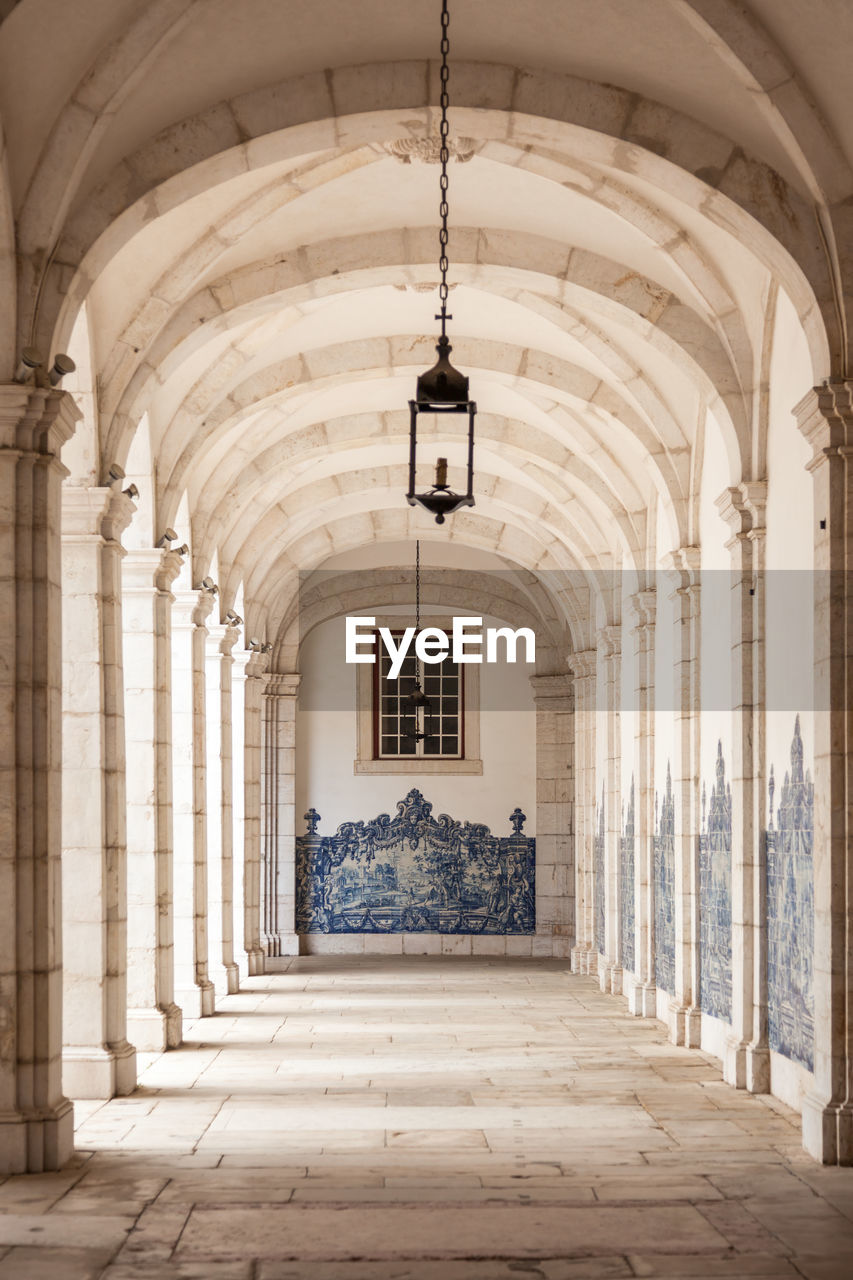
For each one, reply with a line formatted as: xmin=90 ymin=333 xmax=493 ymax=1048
xmin=1 ymin=0 xmax=849 ymax=647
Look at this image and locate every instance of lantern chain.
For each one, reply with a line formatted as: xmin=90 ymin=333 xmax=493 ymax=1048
xmin=415 ymin=538 xmax=421 ymax=634
xmin=437 ymin=0 xmax=451 ymax=338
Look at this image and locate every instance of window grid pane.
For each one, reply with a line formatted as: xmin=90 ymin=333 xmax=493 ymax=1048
xmin=376 ymin=630 xmax=462 ymax=759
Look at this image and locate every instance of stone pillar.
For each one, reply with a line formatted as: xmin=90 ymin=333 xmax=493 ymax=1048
xmin=171 ymin=588 xmax=215 ymax=1017
xmin=61 ymin=483 xmax=138 ymax=1098
xmin=205 ymin=619 xmax=240 ymax=996
xmin=122 ymin=547 xmax=184 ymax=1051
xmin=0 ymin=387 xmax=77 ymax=1172
xmin=262 ymin=673 xmax=300 ymax=959
xmin=599 ymin=625 xmax=622 ymax=994
xmin=231 ymin=647 xmax=249 ymax=983
xmin=243 ymin=651 xmax=269 ymax=975
xmin=568 ymin=650 xmax=596 ymax=975
xmin=795 ymin=381 xmax=853 ymax=1165
xmin=628 ymin=589 xmax=657 ymax=1017
xmin=716 ymin=483 xmax=769 ymax=1092
xmin=530 ymin=673 xmax=574 ymax=958
xmin=666 ymin=548 xmax=702 ymax=1047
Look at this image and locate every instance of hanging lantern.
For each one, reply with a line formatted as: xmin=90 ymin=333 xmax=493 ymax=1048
xmin=401 ymin=540 xmax=435 ymax=742
xmin=406 ymin=0 xmax=476 ymax=526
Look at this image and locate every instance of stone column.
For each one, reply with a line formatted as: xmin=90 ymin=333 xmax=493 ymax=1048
xmin=122 ymin=547 xmax=184 ymax=1051
xmin=0 ymin=387 xmax=77 ymax=1172
xmin=665 ymin=548 xmax=702 ymax=1047
xmin=599 ymin=625 xmax=622 ymax=994
xmin=716 ymin=484 xmax=769 ymax=1092
xmin=530 ymin=673 xmax=574 ymax=959
xmin=243 ymin=650 xmax=269 ymax=975
xmin=205 ymin=619 xmax=240 ymax=996
xmin=231 ymin=647 xmax=249 ymax=983
xmin=61 ymin=483 xmax=137 ymax=1098
xmin=262 ymin=673 xmax=300 ymax=959
xmin=795 ymin=381 xmax=853 ymax=1165
xmin=628 ymin=589 xmax=657 ymax=1017
xmin=568 ymin=650 xmax=596 ymax=975
xmin=171 ymin=588 xmax=215 ymax=1017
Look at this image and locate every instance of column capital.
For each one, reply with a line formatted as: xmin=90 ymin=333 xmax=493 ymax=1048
xmin=0 ymin=384 xmax=80 ymax=456
xmin=205 ymin=618 xmax=241 ymax=659
xmin=627 ymin=588 xmax=656 ymax=630
xmin=62 ymin=483 xmax=137 ymax=544
xmin=123 ymin=546 xmax=185 ymax=594
xmin=172 ymin=586 xmax=216 ymax=629
xmin=246 ymin=650 xmax=271 ymax=680
xmin=264 ymin=671 xmax=300 ymax=697
xmin=715 ymin=482 xmax=767 ymax=547
xmin=599 ymin=623 xmax=621 ymax=659
xmin=794 ymin=379 xmax=853 ymax=463
xmin=660 ymin=544 xmax=701 ymax=593
xmin=529 ymin=672 xmax=573 ymax=702
xmin=567 ymin=648 xmax=596 ymax=681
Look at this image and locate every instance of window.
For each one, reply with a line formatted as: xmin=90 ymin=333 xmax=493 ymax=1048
xmin=354 ymin=615 xmax=482 ymax=776
xmin=374 ymin=632 xmax=462 ymax=758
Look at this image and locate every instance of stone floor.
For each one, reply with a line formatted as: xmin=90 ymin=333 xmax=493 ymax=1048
xmin=1 ymin=958 xmax=853 ymax=1279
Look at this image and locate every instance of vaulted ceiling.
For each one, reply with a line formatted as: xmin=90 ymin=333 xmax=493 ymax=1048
xmin=1 ymin=0 xmax=849 ymax=646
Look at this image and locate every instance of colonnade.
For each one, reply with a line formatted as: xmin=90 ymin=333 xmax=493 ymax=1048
xmin=2 ymin=381 xmax=853 ymax=1172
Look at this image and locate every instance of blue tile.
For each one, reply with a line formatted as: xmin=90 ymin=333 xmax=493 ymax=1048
xmin=766 ymin=717 xmax=814 ymax=1070
xmin=594 ymin=784 xmax=605 ymax=956
xmin=296 ymin=789 xmax=536 ymax=935
xmin=621 ymin=777 xmax=635 ymax=973
xmin=654 ymin=763 xmax=675 ymax=995
xmin=699 ymin=742 xmax=732 ymax=1022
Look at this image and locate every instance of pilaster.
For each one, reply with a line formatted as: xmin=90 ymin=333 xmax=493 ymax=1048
xmin=171 ymin=588 xmax=216 ymax=1018
xmin=664 ymin=547 xmax=702 ymax=1047
xmin=262 ymin=672 xmax=301 ymax=959
xmin=567 ymin=650 xmax=596 ymax=975
xmin=61 ymin=482 xmax=138 ymax=1099
xmin=205 ymin=619 xmax=241 ymax=996
xmin=0 ymin=386 xmax=77 ymax=1171
xmin=530 ymin=673 xmax=574 ymax=959
xmin=795 ymin=381 xmax=853 ymax=1164
xmin=627 ymin=589 xmax=657 ymax=1017
xmin=716 ymin=482 xmax=770 ymax=1093
xmin=122 ymin=547 xmax=184 ymax=1051
xmin=598 ymin=625 xmax=622 ymax=994
xmin=243 ymin=650 xmax=270 ymax=974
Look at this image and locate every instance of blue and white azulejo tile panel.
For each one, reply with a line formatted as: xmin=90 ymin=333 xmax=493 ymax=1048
xmin=296 ymin=789 xmax=535 ymax=935
xmin=699 ymin=741 xmax=732 ymax=1023
xmin=654 ymin=763 xmax=676 ymax=995
xmin=766 ymin=716 xmax=814 ymax=1071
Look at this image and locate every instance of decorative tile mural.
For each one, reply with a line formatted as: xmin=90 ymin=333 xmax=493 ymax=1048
xmin=620 ymin=777 xmax=635 ymax=974
xmin=767 ymin=717 xmax=814 ymax=1071
xmin=654 ymin=763 xmax=675 ymax=995
xmin=699 ymin=742 xmax=732 ymax=1022
xmin=296 ymin=789 xmax=535 ymax=935
xmin=594 ymin=784 xmax=605 ymax=956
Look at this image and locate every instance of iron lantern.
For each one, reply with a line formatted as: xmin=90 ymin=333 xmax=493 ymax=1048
xmin=408 ymin=335 xmax=476 ymax=525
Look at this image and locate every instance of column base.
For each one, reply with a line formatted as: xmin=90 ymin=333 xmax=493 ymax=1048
xmin=127 ymin=1003 xmax=183 ymax=1052
xmin=571 ymin=943 xmax=594 ymax=975
xmin=0 ymin=1098 xmax=75 ymax=1174
xmin=629 ymin=981 xmax=657 ymax=1018
xmin=175 ymin=979 xmax=216 ymax=1019
xmin=246 ymin=947 xmax=266 ymax=976
xmin=62 ymin=1041 xmax=137 ymax=1100
xmin=668 ymin=1002 xmax=702 ymax=1048
xmin=210 ymin=962 xmax=240 ymax=998
xmin=802 ymin=1094 xmax=853 ymax=1165
xmin=265 ymin=932 xmax=300 ymax=958
xmin=745 ymin=1042 xmax=770 ymax=1094
xmin=723 ymin=1035 xmax=763 ymax=1089
xmin=599 ymin=961 xmax=622 ymax=995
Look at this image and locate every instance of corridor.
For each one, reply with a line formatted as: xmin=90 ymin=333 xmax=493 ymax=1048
xmin=1 ymin=959 xmax=851 ymax=1278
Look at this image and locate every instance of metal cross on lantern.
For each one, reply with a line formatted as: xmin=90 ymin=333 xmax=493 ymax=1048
xmin=406 ymin=0 xmax=476 ymax=525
